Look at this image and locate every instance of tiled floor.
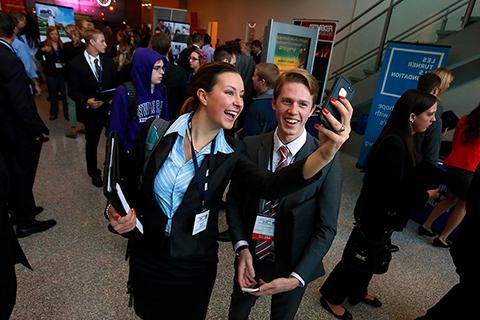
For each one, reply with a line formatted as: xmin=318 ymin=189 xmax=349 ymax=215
xmin=11 ymin=94 xmax=458 ymax=319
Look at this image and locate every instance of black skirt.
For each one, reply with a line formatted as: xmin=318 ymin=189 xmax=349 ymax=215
xmin=129 ymin=240 xmax=218 ymax=320
xmin=446 ymin=166 xmax=474 ymax=200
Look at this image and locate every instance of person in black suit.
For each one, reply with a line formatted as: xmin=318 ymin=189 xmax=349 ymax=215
xmin=319 ymin=90 xmax=440 ymax=320
xmin=68 ymin=28 xmax=116 ymax=187
xmin=0 ymin=150 xmax=32 ymax=320
xmin=149 ymin=32 xmax=188 ymax=119
xmin=0 ymin=11 xmax=56 ymax=238
xmin=226 ymin=69 xmax=342 ymax=320
xmin=177 ymin=33 xmax=204 ymax=77
xmin=105 ymin=63 xmax=353 ymax=320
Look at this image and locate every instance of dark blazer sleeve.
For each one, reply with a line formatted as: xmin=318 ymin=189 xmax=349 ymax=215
xmin=230 ymin=150 xmax=321 ymax=201
xmin=293 ymin=153 xmax=342 ymax=283
xmin=68 ymin=57 xmax=88 ymax=106
xmin=3 ymin=53 xmax=48 ymax=137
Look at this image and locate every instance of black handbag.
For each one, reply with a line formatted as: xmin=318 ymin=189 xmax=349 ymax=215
xmin=342 ymin=226 xmax=392 ymax=275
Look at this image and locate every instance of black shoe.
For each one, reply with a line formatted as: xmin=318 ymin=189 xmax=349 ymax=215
xmin=418 ymin=226 xmax=435 ymax=237
xmin=360 ymin=296 xmax=382 ymax=308
xmin=16 ymin=219 xmax=56 ymax=238
xmin=49 ymin=115 xmax=57 ymax=120
xmin=35 ymin=206 xmax=44 ymax=216
xmin=320 ymin=296 xmax=352 ymax=320
xmin=91 ymin=175 xmax=103 ymax=188
xmin=388 ymin=243 xmax=400 ymax=253
xmin=433 ymin=237 xmax=450 ymax=248
xmin=217 ymin=230 xmax=231 ymax=242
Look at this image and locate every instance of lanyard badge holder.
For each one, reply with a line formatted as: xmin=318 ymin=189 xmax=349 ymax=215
xmin=188 ymin=117 xmax=216 ymax=236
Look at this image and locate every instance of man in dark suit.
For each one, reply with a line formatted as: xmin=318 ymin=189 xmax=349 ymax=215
xmin=227 ymin=69 xmax=342 ymax=320
xmin=0 ymin=11 xmax=56 ymax=238
xmin=0 ymin=150 xmax=32 ymax=319
xmin=68 ymin=28 xmax=116 ymax=187
xmin=149 ymin=32 xmax=188 ymax=119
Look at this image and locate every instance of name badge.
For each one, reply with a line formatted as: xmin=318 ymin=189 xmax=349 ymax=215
xmin=252 ymin=215 xmax=275 ymax=241
xmin=192 ymin=210 xmax=209 ymax=235
xmin=55 ymin=62 xmax=63 ymax=69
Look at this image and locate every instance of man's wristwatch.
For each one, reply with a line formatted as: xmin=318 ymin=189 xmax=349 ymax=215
xmin=235 ymin=245 xmax=249 ymax=256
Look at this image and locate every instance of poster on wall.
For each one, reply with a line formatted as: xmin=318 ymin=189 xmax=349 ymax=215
xmin=357 ymin=41 xmax=450 ymax=168
xmin=1 ymin=0 xmax=26 ymax=13
xmin=293 ymin=19 xmax=337 ymax=105
xmin=35 ymin=2 xmax=75 ymax=42
xmin=273 ymin=33 xmax=311 ymax=73
xmin=155 ymin=19 xmax=190 ymax=58
xmin=263 ymin=20 xmax=319 ymax=74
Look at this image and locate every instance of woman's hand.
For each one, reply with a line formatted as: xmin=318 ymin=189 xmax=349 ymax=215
xmin=427 ymin=188 xmax=440 ymax=201
xmin=107 ymin=205 xmax=136 ymax=234
xmin=316 ymin=97 xmax=353 ymax=159
xmin=303 ymin=97 xmax=353 ymax=179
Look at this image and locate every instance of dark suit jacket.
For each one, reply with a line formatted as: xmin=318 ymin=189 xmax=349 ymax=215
xmin=355 ymin=134 xmax=429 ymax=239
xmin=129 ymin=130 xmax=321 ymax=263
xmin=0 ymin=43 xmax=49 ymax=148
xmin=163 ymin=63 xmax=188 ymax=119
xmin=0 ymin=152 xmax=30 ymax=270
xmin=227 ymin=132 xmax=342 ymax=284
xmin=68 ymin=52 xmax=116 ymax=110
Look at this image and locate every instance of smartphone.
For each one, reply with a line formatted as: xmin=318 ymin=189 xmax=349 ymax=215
xmin=241 ymin=287 xmax=260 ymax=293
xmin=316 ymin=76 xmax=355 ymax=131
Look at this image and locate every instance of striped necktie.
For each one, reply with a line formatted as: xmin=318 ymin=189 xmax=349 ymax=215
xmin=254 ymin=145 xmax=289 ymax=260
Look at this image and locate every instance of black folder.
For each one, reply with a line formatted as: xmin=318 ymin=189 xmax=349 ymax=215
xmin=95 ymin=88 xmax=116 ymax=103
xmin=103 ymin=131 xmax=129 ymax=216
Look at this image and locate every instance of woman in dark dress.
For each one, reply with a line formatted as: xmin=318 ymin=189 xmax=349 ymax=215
xmin=106 ymin=62 xmax=353 ymax=320
xmin=319 ymin=89 xmax=439 ymax=320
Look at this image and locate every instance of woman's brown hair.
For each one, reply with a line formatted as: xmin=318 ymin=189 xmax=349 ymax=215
xmin=180 ymin=62 xmax=240 ymax=114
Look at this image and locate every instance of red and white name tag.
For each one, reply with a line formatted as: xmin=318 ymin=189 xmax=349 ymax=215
xmin=251 ymin=215 xmax=275 ymax=241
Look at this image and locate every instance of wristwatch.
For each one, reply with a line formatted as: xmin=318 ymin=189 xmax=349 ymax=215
xmin=235 ymin=245 xmax=249 ymax=257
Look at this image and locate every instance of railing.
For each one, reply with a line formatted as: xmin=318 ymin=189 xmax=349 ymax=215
xmin=329 ymin=0 xmax=478 ymax=82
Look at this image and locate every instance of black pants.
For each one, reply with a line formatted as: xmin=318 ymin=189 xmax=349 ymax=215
xmin=46 ymin=74 xmax=67 ymax=118
xmin=228 ymin=258 xmax=306 ymax=320
xmin=6 ymin=139 xmax=42 ymax=226
xmin=84 ymin=107 xmax=108 ymax=178
xmin=320 ymin=260 xmax=373 ymax=305
xmin=0 ymin=261 xmax=16 ymax=320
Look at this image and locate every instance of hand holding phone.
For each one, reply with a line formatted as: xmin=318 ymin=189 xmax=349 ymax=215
xmin=316 ymin=76 xmax=355 ymax=132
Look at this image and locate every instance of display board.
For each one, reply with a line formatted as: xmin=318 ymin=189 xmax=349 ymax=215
xmin=155 ymin=19 xmax=190 ymax=58
xmin=35 ymin=2 xmax=75 ymax=42
xmin=293 ymin=19 xmax=337 ymax=105
xmin=357 ymin=41 xmax=450 ymax=168
xmin=263 ymin=19 xmax=319 ymax=73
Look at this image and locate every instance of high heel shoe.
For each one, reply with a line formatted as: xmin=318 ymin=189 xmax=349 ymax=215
xmin=418 ymin=226 xmax=435 ymax=237
xmin=320 ymin=296 xmax=352 ymax=320
xmin=433 ymin=237 xmax=450 ymax=248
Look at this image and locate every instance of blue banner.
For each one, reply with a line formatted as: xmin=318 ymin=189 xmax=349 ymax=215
xmin=357 ymin=41 xmax=450 ymax=168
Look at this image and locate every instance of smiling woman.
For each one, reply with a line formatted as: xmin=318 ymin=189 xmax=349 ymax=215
xmin=105 ymin=62 xmax=353 ymax=320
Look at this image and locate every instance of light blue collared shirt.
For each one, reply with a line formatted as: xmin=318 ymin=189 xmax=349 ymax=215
xmin=153 ymin=112 xmax=233 ymax=234
xmin=12 ymin=37 xmax=37 ymax=80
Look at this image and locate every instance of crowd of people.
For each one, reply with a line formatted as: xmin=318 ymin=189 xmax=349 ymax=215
xmin=1 ymin=9 xmax=479 ymax=320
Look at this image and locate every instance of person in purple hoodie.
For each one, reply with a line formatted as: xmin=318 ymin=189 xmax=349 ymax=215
xmin=108 ymin=47 xmax=168 ymax=192
xmin=108 ymin=47 xmax=169 ymax=153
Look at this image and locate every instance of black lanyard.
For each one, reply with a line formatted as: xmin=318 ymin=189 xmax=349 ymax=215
xmin=188 ymin=116 xmax=216 ymax=209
